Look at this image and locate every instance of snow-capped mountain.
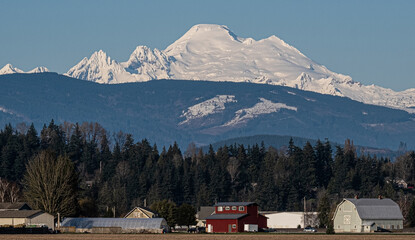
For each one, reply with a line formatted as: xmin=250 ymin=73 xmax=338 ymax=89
xmin=0 ymin=64 xmax=49 ymax=75
xmin=28 ymin=66 xmax=49 ymax=73
xmin=0 ymin=64 xmax=24 ymax=75
xmin=121 ymin=46 xmax=172 ymax=81
xmin=65 ymin=50 xmax=131 ymax=84
xmin=64 ymin=24 xmax=415 ymax=112
xmin=1 ymin=24 xmax=411 ymax=112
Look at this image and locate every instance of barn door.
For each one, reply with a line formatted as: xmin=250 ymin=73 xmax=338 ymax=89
xmin=207 ymin=224 xmax=212 ymax=233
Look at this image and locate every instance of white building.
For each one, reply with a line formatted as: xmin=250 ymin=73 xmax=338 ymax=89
xmin=264 ymin=212 xmax=319 ymax=229
xmin=333 ymin=198 xmax=404 ymax=233
xmin=0 ymin=210 xmax=54 ymax=230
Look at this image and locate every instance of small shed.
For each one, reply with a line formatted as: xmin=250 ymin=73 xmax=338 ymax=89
xmin=333 ymin=198 xmax=404 ymax=233
xmin=61 ymin=217 xmax=168 ymax=233
xmin=0 ymin=210 xmax=54 ymax=230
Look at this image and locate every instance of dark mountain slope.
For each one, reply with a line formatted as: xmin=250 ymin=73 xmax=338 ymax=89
xmin=0 ymin=73 xmax=414 ymax=149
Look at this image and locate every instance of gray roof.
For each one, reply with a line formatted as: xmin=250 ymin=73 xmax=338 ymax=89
xmin=61 ymin=218 xmax=168 ymax=230
xmin=206 ymin=214 xmax=247 ymax=220
xmin=0 ymin=202 xmax=31 ymax=210
xmin=0 ymin=210 xmax=43 ymax=218
xmin=196 ymin=206 xmax=215 ymax=220
xmin=214 ymin=202 xmax=256 ymax=207
xmin=345 ymin=198 xmax=403 ymax=220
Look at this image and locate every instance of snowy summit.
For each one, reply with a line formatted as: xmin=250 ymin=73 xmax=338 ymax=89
xmin=0 ymin=64 xmax=49 ymax=75
xmin=2 ymin=24 xmax=414 ymax=112
xmin=64 ymin=24 xmax=415 ymax=112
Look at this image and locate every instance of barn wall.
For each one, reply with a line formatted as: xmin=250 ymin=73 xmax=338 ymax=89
xmin=333 ymin=200 xmax=362 ymax=233
xmin=28 ymin=213 xmax=55 ymax=230
xmin=266 ymin=212 xmax=303 ymax=228
xmin=206 ymin=219 xmax=237 ymax=233
xmin=215 ymin=205 xmax=249 ymax=214
xmin=0 ymin=218 xmax=25 ymax=226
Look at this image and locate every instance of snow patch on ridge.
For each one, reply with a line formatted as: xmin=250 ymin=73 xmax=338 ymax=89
xmin=180 ymin=95 xmax=237 ymax=125
xmin=223 ymin=98 xmax=297 ymax=126
xmin=0 ymin=106 xmax=14 ymax=115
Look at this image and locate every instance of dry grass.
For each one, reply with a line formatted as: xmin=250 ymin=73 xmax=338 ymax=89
xmin=1 ymin=234 xmax=415 ymax=240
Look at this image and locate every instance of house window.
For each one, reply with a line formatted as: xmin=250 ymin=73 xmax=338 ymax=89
xmin=232 ymin=206 xmax=237 ymax=210
xmin=225 ymin=206 xmax=230 ymax=210
xmin=239 ymin=206 xmax=244 ymax=211
xmin=232 ymin=224 xmax=236 ymax=229
xmin=217 ymin=206 xmax=223 ymax=212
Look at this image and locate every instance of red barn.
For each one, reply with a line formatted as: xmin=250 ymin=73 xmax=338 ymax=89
xmin=205 ymin=202 xmax=267 ymax=233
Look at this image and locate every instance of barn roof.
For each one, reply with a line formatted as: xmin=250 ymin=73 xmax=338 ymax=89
xmin=61 ymin=218 xmax=168 ymax=229
xmin=345 ymin=198 xmax=403 ymax=220
xmin=196 ymin=206 xmax=215 ymax=220
xmin=0 ymin=210 xmax=43 ymax=218
xmin=0 ymin=202 xmax=31 ymax=210
xmin=214 ymin=202 xmax=256 ymax=207
xmin=206 ymin=214 xmax=247 ymax=220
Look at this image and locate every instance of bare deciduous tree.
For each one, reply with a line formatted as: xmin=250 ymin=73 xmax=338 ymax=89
xmin=8 ymin=182 xmax=20 ymax=203
xmin=23 ymin=151 xmax=78 ymax=217
xmin=227 ymin=157 xmax=240 ymax=183
xmin=0 ymin=178 xmax=10 ymax=203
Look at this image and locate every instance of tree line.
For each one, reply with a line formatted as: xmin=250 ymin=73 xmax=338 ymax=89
xmin=0 ymin=120 xmax=414 ymax=227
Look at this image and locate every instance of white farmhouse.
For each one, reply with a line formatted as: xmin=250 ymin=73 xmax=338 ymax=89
xmin=333 ymin=198 xmax=403 ymax=233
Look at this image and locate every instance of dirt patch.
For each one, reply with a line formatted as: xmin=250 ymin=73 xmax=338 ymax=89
xmin=1 ymin=233 xmax=415 ymax=240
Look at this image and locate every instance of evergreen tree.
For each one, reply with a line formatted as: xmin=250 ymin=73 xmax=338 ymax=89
xmin=150 ymin=200 xmax=177 ymax=228
xmin=177 ymin=203 xmax=196 ymax=228
xmin=407 ymin=198 xmax=415 ymax=227
xmin=40 ymin=120 xmax=65 ymax=154
xmin=317 ymin=194 xmax=331 ymax=228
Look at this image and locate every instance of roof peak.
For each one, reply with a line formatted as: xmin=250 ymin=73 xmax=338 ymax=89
xmin=214 ymin=202 xmax=256 ymax=206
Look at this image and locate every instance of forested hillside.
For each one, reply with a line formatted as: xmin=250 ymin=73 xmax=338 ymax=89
xmin=1 ymin=73 xmax=415 ymax=150
xmin=0 ymin=120 xmax=414 ymax=226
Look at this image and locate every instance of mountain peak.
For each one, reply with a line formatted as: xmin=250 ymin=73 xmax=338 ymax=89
xmin=28 ymin=66 xmax=49 ymax=73
xmin=0 ymin=63 xmax=24 ymax=75
xmin=66 ymin=50 xmax=131 ymax=84
xmin=89 ymin=50 xmax=112 ymax=63
xmin=186 ymin=24 xmax=239 ymax=38
xmin=165 ymin=24 xmax=242 ymax=54
xmin=63 ymin=24 xmax=415 ymax=112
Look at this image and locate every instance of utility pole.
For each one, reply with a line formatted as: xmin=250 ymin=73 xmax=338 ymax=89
xmin=57 ymin=213 xmax=60 ymax=230
xmin=303 ymin=197 xmax=306 ymax=228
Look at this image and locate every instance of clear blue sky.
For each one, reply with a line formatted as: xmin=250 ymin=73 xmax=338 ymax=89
xmin=1 ymin=0 xmax=414 ymax=91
